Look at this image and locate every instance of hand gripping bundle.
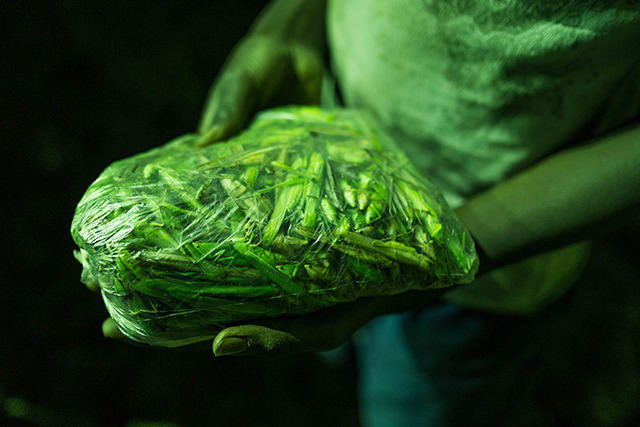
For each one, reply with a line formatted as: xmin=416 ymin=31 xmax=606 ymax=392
xmin=71 ymin=106 xmax=478 ymax=347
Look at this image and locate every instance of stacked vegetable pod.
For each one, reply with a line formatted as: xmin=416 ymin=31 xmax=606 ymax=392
xmin=71 ymin=106 xmax=478 ymax=347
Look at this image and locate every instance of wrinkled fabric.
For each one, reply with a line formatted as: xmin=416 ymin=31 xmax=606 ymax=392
xmin=327 ymin=0 xmax=640 ymax=314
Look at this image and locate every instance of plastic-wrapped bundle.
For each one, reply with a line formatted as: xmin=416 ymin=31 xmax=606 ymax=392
xmin=71 ymin=106 xmax=478 ymax=347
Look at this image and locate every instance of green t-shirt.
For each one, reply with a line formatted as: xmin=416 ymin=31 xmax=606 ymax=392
xmin=327 ymin=0 xmax=640 ymax=314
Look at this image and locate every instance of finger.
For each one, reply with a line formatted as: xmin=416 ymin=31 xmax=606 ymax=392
xmin=101 ymin=317 xmax=128 ymax=341
xmin=211 ymin=304 xmax=358 ymax=359
xmin=196 ymin=71 xmax=258 ymax=147
xmin=212 ymin=324 xmax=301 ymax=358
xmin=290 ymin=45 xmax=324 ymax=105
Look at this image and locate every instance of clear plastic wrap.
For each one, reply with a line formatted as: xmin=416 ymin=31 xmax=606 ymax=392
xmin=71 ymin=106 xmax=478 ymax=347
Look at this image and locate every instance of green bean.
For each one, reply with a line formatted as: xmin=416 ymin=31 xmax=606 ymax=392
xmin=232 ymin=241 xmax=315 ymax=306
xmin=365 ymin=192 xmax=386 ymax=224
xmin=262 ymin=157 xmax=305 ymax=245
xmin=340 ymin=179 xmax=358 ymax=208
xmin=302 ymin=152 xmax=324 ymax=227
xmin=320 ymin=198 xmax=338 ymax=225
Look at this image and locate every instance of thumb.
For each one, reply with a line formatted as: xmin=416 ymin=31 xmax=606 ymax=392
xmin=196 ymin=71 xmax=258 ymax=147
xmin=290 ymin=44 xmax=324 ymax=105
xmin=212 ymin=324 xmax=301 ymax=358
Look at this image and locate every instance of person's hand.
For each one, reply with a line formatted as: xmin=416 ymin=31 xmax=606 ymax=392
xmin=212 ymin=289 xmax=450 ymax=358
xmin=196 ymin=34 xmax=325 ymax=147
xmin=196 ymin=0 xmax=327 ymax=147
xmin=95 ymin=288 xmax=450 ymax=353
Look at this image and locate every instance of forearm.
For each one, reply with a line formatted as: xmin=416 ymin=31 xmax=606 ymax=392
xmin=249 ymin=0 xmax=327 ymax=50
xmin=456 ymin=123 xmax=640 ymax=273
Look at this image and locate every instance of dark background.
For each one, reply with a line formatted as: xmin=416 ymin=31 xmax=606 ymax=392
xmin=1 ymin=1 xmax=359 ymax=426
xmin=2 ymin=1 xmax=640 ymax=427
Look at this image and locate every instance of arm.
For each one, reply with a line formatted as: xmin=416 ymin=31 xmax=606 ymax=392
xmin=456 ymin=123 xmax=640 ymax=275
xmin=196 ymin=0 xmax=328 ymax=145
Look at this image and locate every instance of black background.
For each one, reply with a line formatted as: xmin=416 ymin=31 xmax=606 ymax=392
xmin=1 ymin=1 xmax=359 ymax=426
xmin=2 ymin=1 xmax=640 ymax=426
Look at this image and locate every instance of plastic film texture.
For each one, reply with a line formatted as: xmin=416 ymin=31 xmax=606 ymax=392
xmin=71 ymin=106 xmax=479 ymax=347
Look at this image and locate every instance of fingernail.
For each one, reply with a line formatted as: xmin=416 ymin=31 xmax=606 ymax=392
xmin=214 ymin=337 xmax=248 ymax=356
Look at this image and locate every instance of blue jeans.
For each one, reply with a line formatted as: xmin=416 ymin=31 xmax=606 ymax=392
xmin=355 ymin=300 xmax=552 ymax=427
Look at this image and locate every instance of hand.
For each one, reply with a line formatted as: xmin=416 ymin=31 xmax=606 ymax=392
xmin=196 ymin=34 xmax=325 ymax=147
xmin=94 ymin=286 xmax=449 ymax=353
xmin=95 ymin=289 xmax=448 ymax=352
xmin=196 ymin=0 xmax=327 ymax=146
xmin=212 ymin=289 xmax=450 ymax=358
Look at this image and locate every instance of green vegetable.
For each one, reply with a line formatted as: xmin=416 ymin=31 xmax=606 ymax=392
xmin=71 ymin=106 xmax=478 ymax=347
